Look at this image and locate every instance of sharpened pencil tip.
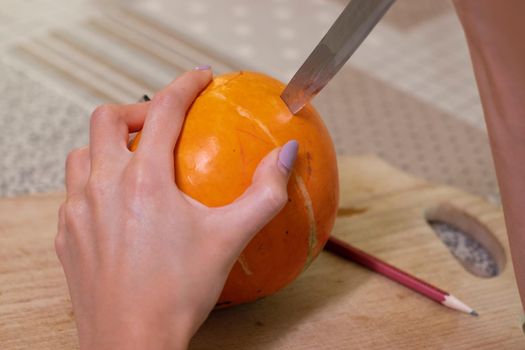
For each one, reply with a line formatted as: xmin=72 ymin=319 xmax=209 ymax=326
xmin=470 ymin=310 xmax=479 ymax=317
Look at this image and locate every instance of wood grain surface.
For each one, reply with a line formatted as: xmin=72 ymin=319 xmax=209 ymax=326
xmin=0 ymin=156 xmax=522 ymax=349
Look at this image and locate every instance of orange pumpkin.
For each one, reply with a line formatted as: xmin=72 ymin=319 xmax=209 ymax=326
xmin=130 ymin=71 xmax=339 ymax=306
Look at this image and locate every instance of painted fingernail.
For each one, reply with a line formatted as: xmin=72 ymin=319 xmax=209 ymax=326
xmin=194 ymin=65 xmax=211 ymax=71
xmin=278 ymin=140 xmax=299 ymax=173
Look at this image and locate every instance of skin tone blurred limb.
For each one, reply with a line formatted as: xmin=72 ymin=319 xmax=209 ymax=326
xmin=56 ymin=67 xmax=299 ymax=350
xmin=453 ymin=0 xmax=525 ymax=312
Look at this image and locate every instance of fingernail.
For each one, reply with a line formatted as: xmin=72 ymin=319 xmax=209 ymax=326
xmin=194 ymin=65 xmax=211 ymax=71
xmin=278 ymin=140 xmax=299 ymax=173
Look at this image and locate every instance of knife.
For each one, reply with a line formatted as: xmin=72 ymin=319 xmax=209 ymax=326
xmin=281 ymin=0 xmax=395 ymax=114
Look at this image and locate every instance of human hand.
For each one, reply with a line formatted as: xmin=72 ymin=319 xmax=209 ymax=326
xmin=55 ymin=67 xmax=299 ymax=350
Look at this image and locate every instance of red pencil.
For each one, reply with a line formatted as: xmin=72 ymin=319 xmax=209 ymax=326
xmin=324 ymin=236 xmax=478 ymax=316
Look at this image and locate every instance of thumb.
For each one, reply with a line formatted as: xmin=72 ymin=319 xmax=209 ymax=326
xmin=212 ymin=140 xmax=299 ymax=251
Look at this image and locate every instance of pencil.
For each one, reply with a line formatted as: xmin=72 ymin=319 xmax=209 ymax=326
xmin=324 ymin=236 xmax=479 ymax=316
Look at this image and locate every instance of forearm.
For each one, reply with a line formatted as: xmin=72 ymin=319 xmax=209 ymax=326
xmin=453 ymin=0 xmax=525 ymax=310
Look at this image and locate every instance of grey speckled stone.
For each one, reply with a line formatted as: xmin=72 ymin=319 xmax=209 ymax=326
xmin=429 ymin=221 xmax=500 ymax=277
xmin=0 ymin=61 xmax=90 ymax=197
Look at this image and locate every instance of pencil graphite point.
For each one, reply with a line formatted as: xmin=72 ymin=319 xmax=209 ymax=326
xmin=470 ymin=310 xmax=479 ymax=317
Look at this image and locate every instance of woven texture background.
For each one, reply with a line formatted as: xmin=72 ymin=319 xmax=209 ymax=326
xmin=0 ymin=0 xmax=496 ymax=199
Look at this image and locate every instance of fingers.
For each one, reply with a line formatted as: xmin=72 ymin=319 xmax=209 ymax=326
xmin=211 ymin=140 xmax=299 ymax=251
xmin=135 ymin=68 xmax=212 ymax=171
xmin=89 ymin=102 xmax=150 ymax=166
xmin=65 ymin=146 xmax=90 ymax=197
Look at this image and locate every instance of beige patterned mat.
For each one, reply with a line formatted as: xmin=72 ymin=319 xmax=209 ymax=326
xmin=2 ymin=0 xmax=496 ymax=197
xmin=315 ymin=65 xmax=497 ymax=199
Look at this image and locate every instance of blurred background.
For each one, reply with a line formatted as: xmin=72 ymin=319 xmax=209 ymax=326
xmin=0 ymin=0 xmax=497 ymax=202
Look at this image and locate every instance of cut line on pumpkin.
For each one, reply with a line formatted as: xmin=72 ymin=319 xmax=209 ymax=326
xmin=238 ymin=254 xmax=253 ymax=276
xmin=228 ymin=97 xmax=318 ymax=270
xmin=296 ymin=174 xmax=317 ymax=268
xmin=235 ymin=105 xmax=276 ymax=146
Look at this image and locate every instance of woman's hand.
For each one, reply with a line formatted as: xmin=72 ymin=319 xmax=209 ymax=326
xmin=55 ymin=67 xmax=298 ymax=350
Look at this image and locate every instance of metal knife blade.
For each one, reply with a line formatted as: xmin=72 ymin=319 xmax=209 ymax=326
xmin=281 ymin=0 xmax=395 ymax=114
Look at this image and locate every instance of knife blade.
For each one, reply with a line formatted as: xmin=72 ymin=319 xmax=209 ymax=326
xmin=281 ymin=0 xmax=395 ymax=114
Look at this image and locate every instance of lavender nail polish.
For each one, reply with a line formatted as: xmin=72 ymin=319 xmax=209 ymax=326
xmin=278 ymin=140 xmax=299 ymax=173
xmin=194 ymin=65 xmax=212 ymax=71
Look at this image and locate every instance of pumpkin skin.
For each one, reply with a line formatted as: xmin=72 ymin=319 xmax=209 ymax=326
xmin=130 ymin=71 xmax=339 ymax=306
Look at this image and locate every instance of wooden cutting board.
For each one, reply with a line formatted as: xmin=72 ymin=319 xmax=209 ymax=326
xmin=0 ymin=155 xmax=522 ymax=349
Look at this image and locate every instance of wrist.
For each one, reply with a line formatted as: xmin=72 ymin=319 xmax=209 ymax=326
xmin=79 ymin=314 xmax=193 ymax=350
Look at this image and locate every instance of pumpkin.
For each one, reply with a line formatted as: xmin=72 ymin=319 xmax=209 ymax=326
xmin=130 ymin=71 xmax=339 ymax=306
